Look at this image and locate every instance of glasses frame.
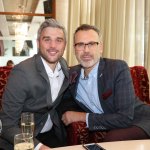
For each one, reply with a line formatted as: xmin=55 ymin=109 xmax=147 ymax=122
xmin=74 ymin=41 xmax=99 ymax=51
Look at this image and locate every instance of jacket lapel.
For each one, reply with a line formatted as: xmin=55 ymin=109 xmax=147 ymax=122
xmin=35 ymin=54 xmax=53 ymax=108
xmin=57 ymin=58 xmax=69 ymax=97
xmin=69 ymin=65 xmax=81 ymax=97
xmin=97 ymin=58 xmax=105 ymax=97
xmin=97 ymin=58 xmax=112 ymax=113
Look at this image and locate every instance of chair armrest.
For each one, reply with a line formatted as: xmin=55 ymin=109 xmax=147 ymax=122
xmin=67 ymin=121 xmax=89 ymax=145
xmin=66 ymin=121 xmax=107 ymax=145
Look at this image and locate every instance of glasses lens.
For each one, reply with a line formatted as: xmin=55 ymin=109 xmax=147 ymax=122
xmin=75 ymin=42 xmax=99 ymax=50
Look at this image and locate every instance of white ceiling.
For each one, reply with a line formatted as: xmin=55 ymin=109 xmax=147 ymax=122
xmin=0 ymin=0 xmax=48 ymax=40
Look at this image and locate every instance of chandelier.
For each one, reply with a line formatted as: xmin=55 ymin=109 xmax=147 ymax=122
xmin=14 ymin=22 xmax=28 ymax=55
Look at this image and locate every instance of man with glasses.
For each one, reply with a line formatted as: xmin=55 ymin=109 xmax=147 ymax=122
xmin=61 ymin=24 xmax=150 ymax=141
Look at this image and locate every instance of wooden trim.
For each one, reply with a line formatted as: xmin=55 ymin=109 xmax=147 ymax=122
xmin=52 ymin=0 xmax=56 ymax=18
xmin=0 ymin=12 xmax=53 ymax=17
xmin=0 ymin=0 xmax=56 ymax=18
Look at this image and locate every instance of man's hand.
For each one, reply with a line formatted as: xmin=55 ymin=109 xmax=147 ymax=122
xmin=62 ymin=111 xmax=86 ymax=126
xmin=39 ymin=145 xmax=52 ymax=150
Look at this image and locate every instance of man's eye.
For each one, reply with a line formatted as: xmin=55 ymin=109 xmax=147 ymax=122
xmin=78 ymin=43 xmax=84 ymax=47
xmin=56 ymin=39 xmax=64 ymax=43
xmin=88 ymin=42 xmax=95 ymax=46
xmin=44 ymin=38 xmax=50 ymax=42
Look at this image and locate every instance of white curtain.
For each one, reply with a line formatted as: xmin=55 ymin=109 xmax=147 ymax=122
xmin=65 ymin=0 xmax=150 ymax=79
xmin=145 ymin=0 xmax=150 ymax=79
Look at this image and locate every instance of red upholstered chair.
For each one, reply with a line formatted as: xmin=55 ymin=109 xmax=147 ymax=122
xmin=0 ymin=66 xmax=13 ymax=110
xmin=130 ymin=66 xmax=149 ymax=104
xmin=67 ymin=66 xmax=150 ymax=145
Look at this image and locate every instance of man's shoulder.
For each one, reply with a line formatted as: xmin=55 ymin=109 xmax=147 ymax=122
xmin=14 ymin=54 xmax=39 ymax=72
xmin=102 ymin=58 xmax=128 ymax=68
xmin=103 ymin=58 xmax=127 ymax=64
xmin=100 ymin=58 xmax=129 ymax=77
xmin=59 ymin=57 xmax=68 ymax=68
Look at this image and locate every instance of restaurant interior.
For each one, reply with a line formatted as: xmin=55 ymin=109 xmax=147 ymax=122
xmin=0 ymin=0 xmax=150 ymax=149
xmin=0 ymin=0 xmax=149 ymax=75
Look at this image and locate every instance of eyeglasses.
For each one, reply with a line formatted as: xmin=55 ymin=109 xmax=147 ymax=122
xmin=74 ymin=42 xmax=99 ymax=51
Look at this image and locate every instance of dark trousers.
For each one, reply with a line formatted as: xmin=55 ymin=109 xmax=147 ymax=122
xmin=103 ymin=126 xmax=149 ymax=142
xmin=36 ymin=127 xmax=66 ymax=148
xmin=0 ymin=137 xmax=13 ymax=150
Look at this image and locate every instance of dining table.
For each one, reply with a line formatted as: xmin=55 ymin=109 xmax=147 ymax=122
xmin=53 ymin=140 xmax=150 ymax=150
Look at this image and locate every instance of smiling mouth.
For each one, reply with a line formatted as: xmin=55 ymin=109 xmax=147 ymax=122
xmin=48 ymin=50 xmax=58 ymax=55
xmin=82 ymin=55 xmax=92 ymax=61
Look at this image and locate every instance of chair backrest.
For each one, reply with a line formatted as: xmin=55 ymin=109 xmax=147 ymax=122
xmin=0 ymin=66 xmax=13 ymax=109
xmin=0 ymin=65 xmax=149 ymax=109
xmin=130 ymin=66 xmax=150 ymax=104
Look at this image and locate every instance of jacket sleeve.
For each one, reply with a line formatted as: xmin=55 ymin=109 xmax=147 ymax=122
xmin=88 ymin=60 xmax=135 ymax=131
xmin=0 ymin=65 xmax=42 ymax=147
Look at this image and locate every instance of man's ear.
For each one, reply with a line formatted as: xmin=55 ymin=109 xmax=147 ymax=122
xmin=37 ymin=39 xmax=39 ymax=49
xmin=99 ymin=41 xmax=103 ymax=54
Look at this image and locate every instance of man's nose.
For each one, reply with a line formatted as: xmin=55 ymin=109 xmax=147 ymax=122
xmin=83 ymin=44 xmax=90 ymax=52
xmin=50 ymin=40 xmax=56 ymax=47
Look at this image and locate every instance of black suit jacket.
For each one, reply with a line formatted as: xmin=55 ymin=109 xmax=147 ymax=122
xmin=63 ymin=58 xmax=150 ymax=137
xmin=0 ymin=53 xmax=69 ymax=147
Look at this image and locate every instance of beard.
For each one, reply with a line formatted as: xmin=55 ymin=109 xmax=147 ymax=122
xmin=76 ymin=53 xmax=99 ymax=69
xmin=81 ymin=59 xmax=96 ymax=68
xmin=77 ymin=57 xmax=99 ymax=70
xmin=39 ymin=48 xmax=62 ymax=64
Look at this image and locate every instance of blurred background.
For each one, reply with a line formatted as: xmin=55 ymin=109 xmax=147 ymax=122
xmin=0 ymin=0 xmax=149 ymax=82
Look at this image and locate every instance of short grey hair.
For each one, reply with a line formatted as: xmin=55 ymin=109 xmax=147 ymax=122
xmin=74 ymin=24 xmax=102 ymax=42
xmin=37 ymin=19 xmax=67 ymax=41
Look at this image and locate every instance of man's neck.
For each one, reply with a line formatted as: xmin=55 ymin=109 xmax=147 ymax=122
xmin=83 ymin=63 xmax=98 ymax=77
xmin=47 ymin=62 xmax=58 ymax=72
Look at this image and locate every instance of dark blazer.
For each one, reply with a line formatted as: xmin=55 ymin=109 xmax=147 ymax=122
xmin=0 ymin=53 xmax=69 ymax=147
xmin=66 ymin=58 xmax=150 ymax=137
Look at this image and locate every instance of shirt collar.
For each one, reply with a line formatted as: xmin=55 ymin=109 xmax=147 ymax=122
xmin=41 ymin=57 xmax=61 ymax=77
xmin=80 ymin=61 xmax=99 ymax=80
